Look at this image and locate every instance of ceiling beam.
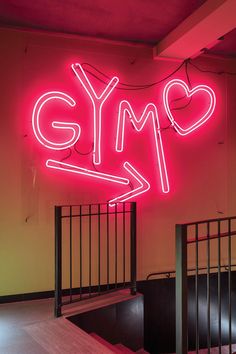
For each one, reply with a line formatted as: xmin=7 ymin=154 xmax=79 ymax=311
xmin=153 ymin=0 xmax=236 ymax=60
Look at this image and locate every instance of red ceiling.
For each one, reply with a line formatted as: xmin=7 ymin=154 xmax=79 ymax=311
xmin=0 ymin=0 xmax=206 ymax=44
xmin=0 ymin=0 xmax=235 ymax=57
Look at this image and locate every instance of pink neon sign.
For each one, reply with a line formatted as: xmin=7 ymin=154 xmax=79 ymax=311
xmin=31 ymin=63 xmax=216 ymax=204
xmin=32 ymin=91 xmax=80 ymax=150
xmin=71 ymin=63 xmax=119 ymax=165
xmin=116 ymin=101 xmax=169 ymax=193
xmin=109 ymin=162 xmax=150 ymax=206
xmin=163 ymin=79 xmax=216 ymax=136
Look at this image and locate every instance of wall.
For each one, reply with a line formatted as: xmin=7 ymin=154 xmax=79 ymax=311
xmin=0 ymin=27 xmax=236 ymax=296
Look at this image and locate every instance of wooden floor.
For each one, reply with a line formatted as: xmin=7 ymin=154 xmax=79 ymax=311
xmin=63 ymin=289 xmax=142 ymax=316
xmin=0 ymin=290 xmax=140 ymax=354
xmin=1 ymin=292 xmax=234 ymax=353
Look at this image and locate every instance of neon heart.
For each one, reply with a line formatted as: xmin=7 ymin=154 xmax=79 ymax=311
xmin=163 ymin=79 xmax=216 ymax=136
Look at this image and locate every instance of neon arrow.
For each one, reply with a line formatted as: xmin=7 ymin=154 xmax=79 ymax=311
xmin=109 ymin=162 xmax=150 ymax=206
xmin=46 ymin=159 xmax=150 ymax=205
xmin=46 ymin=159 xmax=129 ymax=185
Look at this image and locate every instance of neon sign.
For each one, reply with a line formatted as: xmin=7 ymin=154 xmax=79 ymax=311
xmin=71 ymin=63 xmax=119 ymax=165
xmin=32 ymin=91 xmax=80 ymax=150
xmin=163 ymin=79 xmax=216 ymax=136
xmin=116 ymin=101 xmax=169 ymax=193
xmin=31 ymin=63 xmax=216 ymax=204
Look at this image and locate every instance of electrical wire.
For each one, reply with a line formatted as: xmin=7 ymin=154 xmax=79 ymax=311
xmin=81 ymin=60 xmax=186 ymax=90
xmin=81 ymin=62 xmax=151 ymax=88
xmin=60 ymin=148 xmax=72 ymax=162
xmin=188 ymin=59 xmax=236 ymax=76
xmin=74 ymin=142 xmax=94 ymax=155
xmin=67 ymin=58 xmax=233 ymax=161
xmin=80 ymin=61 xmax=193 ymax=114
xmin=168 ymin=60 xmax=192 ymax=111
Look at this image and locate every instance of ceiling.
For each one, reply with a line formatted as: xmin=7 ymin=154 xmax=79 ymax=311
xmin=0 ymin=0 xmax=235 ymax=58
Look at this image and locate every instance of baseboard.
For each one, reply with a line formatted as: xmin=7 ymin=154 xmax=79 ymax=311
xmin=0 ymin=290 xmax=54 ymax=304
xmin=0 ymin=282 xmax=132 ymax=304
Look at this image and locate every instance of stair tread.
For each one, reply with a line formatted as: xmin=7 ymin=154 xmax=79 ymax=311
xmin=63 ymin=289 xmax=142 ymax=317
xmin=116 ymin=343 xmax=135 ymax=353
xmin=91 ymin=333 xmax=124 ymax=353
xmin=24 ymin=318 xmax=114 ymax=354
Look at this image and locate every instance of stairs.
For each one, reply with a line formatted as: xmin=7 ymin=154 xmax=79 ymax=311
xmin=24 ymin=317 xmax=115 ymax=354
xmin=24 ymin=317 xmax=149 ymax=354
xmin=116 ymin=343 xmax=135 ymax=353
xmin=91 ymin=332 xmax=149 ymax=354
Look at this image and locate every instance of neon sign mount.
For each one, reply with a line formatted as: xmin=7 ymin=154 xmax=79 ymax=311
xmin=31 ymin=63 xmax=216 ymax=204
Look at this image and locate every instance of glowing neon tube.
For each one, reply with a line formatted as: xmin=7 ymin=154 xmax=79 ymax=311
xmin=46 ymin=159 xmax=129 ymax=185
xmin=72 ymin=63 xmax=119 ymax=165
xmin=32 ymin=91 xmax=80 ymax=149
xmin=109 ymin=161 xmax=150 ymax=206
xmin=116 ymin=101 xmax=169 ymax=193
xmin=163 ymin=79 xmax=216 ymax=136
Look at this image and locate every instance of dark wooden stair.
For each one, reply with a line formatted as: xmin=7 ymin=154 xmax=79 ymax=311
xmin=91 ymin=333 xmax=149 ymax=353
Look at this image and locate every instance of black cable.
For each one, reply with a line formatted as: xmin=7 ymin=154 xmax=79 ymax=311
xmin=185 ymin=60 xmax=192 ymax=88
xmin=60 ymin=148 xmax=72 ymax=162
xmin=58 ymin=57 xmax=234 ymax=166
xmin=60 ymin=58 xmax=186 ymax=164
xmin=74 ymin=142 xmax=94 ymax=155
xmin=171 ymin=97 xmax=192 ymax=111
xmin=81 ymin=60 xmax=191 ymax=129
xmin=169 ymin=60 xmax=192 ymax=111
xmin=83 ymin=69 xmax=151 ymax=91
xmin=160 ymin=123 xmax=173 ymax=131
xmin=80 ymin=60 xmax=186 ymax=90
xmin=82 ymin=62 xmax=151 ymax=88
xmin=188 ymin=59 xmax=236 ymax=76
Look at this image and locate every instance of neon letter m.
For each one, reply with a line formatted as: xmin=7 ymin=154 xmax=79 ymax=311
xmin=116 ymin=100 xmax=169 ymax=193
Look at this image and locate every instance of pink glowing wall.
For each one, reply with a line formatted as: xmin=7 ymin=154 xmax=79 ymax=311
xmin=0 ymin=27 xmax=236 ymax=296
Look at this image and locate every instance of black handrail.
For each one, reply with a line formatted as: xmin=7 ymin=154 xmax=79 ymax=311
xmin=54 ymin=202 xmax=137 ymax=317
xmin=146 ymin=264 xmax=236 ymax=280
xmin=187 ymin=230 xmax=236 ymax=244
xmin=178 ymin=215 xmax=236 ymax=226
xmin=146 ymin=270 xmax=175 ymax=280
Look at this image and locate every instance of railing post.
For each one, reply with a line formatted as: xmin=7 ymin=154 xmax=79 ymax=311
xmin=55 ymin=206 xmax=62 ymax=317
xmin=176 ymin=224 xmax=188 ymax=354
xmin=130 ymin=202 xmax=137 ymax=295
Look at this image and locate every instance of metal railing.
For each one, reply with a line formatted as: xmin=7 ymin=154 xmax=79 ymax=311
xmin=146 ymin=264 xmax=236 ymax=281
xmin=55 ymin=202 xmax=137 ymax=317
xmin=176 ymin=216 xmax=236 ymax=354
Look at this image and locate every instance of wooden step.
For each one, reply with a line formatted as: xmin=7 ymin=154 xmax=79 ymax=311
xmin=24 ymin=317 xmax=115 ymax=354
xmin=63 ymin=289 xmax=142 ymax=317
xmin=116 ymin=343 xmax=135 ymax=353
xmin=91 ymin=333 xmax=149 ymax=354
xmin=90 ymin=333 xmax=124 ymax=353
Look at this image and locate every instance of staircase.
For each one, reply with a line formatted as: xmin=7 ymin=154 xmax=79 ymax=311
xmin=24 ymin=289 xmax=148 ymax=353
xmin=24 ymin=317 xmax=149 ymax=354
xmin=25 ymin=317 xmax=114 ymax=354
xmin=67 ymin=289 xmax=145 ymax=353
